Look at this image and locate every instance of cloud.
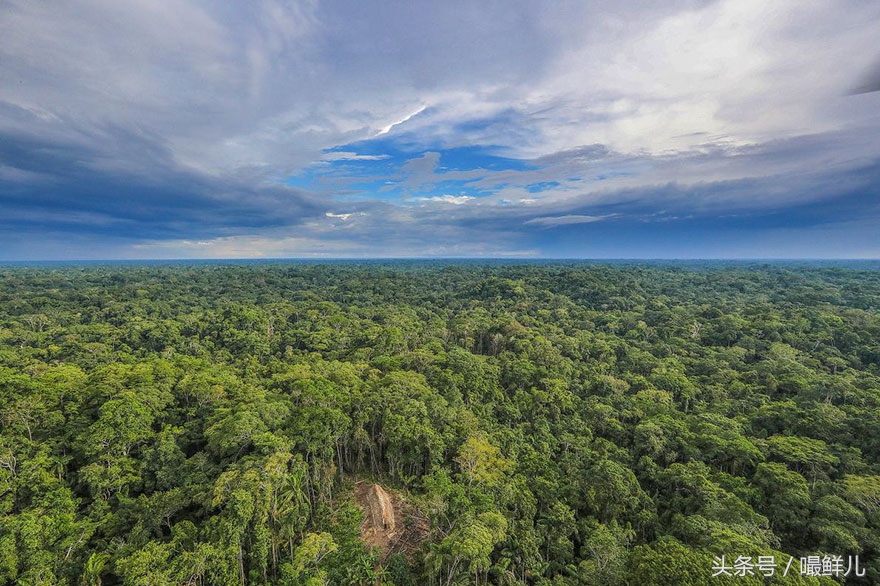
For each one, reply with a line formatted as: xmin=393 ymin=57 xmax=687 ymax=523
xmin=320 ymin=152 xmax=391 ymax=162
xmin=376 ymin=105 xmax=428 ymax=136
xmin=415 ymin=195 xmax=474 ymax=205
xmin=525 ymin=214 xmax=615 ymax=227
xmin=0 ymin=128 xmax=326 ymax=241
xmin=1 ymin=0 xmax=879 ymax=259
xmin=325 ymin=212 xmax=367 ymax=220
xmin=849 ymin=55 xmax=880 ymax=95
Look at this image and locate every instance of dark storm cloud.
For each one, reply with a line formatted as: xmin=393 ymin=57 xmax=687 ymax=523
xmin=0 ymin=128 xmax=325 ymax=240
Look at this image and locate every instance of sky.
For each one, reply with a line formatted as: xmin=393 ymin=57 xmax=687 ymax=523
xmin=1 ymin=0 xmax=879 ymax=260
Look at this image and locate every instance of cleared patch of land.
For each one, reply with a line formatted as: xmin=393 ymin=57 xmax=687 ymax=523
xmin=354 ymin=481 xmax=429 ymax=562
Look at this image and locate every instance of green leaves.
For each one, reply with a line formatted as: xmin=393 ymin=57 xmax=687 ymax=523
xmin=435 ymin=511 xmax=508 ymax=582
xmin=627 ymin=537 xmax=716 ymax=586
xmin=292 ymin=532 xmax=338 ymax=577
xmin=455 ymin=435 xmax=512 ymax=489
xmin=752 ymin=463 xmax=811 ymax=545
xmin=584 ymin=460 xmax=653 ymax=526
xmin=842 ymin=475 xmax=880 ymax=514
xmin=2 ymin=263 xmax=880 ymax=584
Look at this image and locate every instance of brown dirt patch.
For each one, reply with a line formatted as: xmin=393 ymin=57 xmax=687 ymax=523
xmin=353 ymin=481 xmax=429 ymax=562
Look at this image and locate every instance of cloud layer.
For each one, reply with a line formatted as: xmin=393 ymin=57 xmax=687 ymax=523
xmin=1 ymin=0 xmax=879 ymax=259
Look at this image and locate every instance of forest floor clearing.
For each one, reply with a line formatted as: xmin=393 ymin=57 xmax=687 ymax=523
xmin=353 ymin=480 xmax=430 ymax=562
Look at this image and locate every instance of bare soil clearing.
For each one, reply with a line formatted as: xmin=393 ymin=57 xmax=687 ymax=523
xmin=353 ymin=481 xmax=429 ymax=562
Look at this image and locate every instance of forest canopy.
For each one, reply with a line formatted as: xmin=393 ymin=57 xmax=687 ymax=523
xmin=1 ymin=261 xmax=879 ymax=585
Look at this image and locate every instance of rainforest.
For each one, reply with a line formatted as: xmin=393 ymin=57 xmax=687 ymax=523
xmin=1 ymin=261 xmax=879 ymax=585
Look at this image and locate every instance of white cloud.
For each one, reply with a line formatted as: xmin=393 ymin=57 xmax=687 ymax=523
xmin=415 ymin=195 xmax=474 ymax=205
xmin=4 ymin=0 xmax=878 ymax=175
xmin=320 ymin=152 xmax=390 ymax=162
xmin=499 ymin=0 xmax=880 ymax=157
xmin=132 ymin=234 xmax=364 ymax=258
xmin=325 ymin=211 xmax=367 ymax=220
xmin=128 ymin=226 xmax=540 ymax=259
xmin=524 ymin=214 xmax=614 ymax=227
xmin=376 ymin=105 xmax=427 ymax=136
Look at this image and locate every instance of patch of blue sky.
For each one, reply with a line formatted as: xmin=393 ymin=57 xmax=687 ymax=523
xmin=284 ymin=173 xmax=314 ymax=190
xmin=434 ymin=145 xmax=533 ymax=172
xmin=338 ymin=177 xmax=490 ymax=203
xmin=284 ymin=154 xmax=399 ymax=194
xmin=288 ymin=135 xmax=537 ymax=200
xmin=416 ymin=178 xmax=488 ymax=198
xmin=594 ymin=170 xmax=634 ymax=181
xmin=324 ymin=135 xmax=411 ymax=160
xmin=526 ymin=181 xmax=561 ymax=193
xmin=326 ymin=131 xmax=534 ymax=172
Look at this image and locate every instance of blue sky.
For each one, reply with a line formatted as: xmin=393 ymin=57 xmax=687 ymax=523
xmin=1 ymin=0 xmax=879 ymax=259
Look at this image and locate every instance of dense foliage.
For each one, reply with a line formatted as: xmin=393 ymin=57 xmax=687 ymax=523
xmin=1 ymin=261 xmax=880 ymax=585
